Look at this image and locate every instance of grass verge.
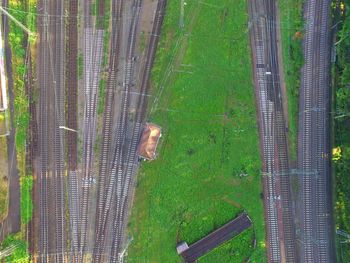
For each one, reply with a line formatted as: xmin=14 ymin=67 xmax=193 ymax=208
xmin=97 ymin=0 xmax=111 ymax=115
xmin=127 ymin=1 xmax=266 ymax=262
xmin=20 ymin=175 xmax=33 ymax=225
xmin=0 ymin=138 xmax=8 ymax=220
xmin=278 ymin=0 xmax=304 ymax=160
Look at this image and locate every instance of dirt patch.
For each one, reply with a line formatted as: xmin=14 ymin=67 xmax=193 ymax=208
xmin=140 ymin=0 xmax=158 ymax=34
xmin=229 ymin=178 xmax=241 ymax=186
xmin=222 ymin=196 xmax=242 ymax=208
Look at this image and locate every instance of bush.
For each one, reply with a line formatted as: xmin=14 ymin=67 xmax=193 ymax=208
xmin=1 ymin=234 xmax=30 ymax=263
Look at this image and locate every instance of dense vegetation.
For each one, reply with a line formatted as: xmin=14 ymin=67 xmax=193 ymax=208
xmin=334 ymin=1 xmax=350 ymax=261
xmin=199 ymin=228 xmax=255 ymax=263
xmin=7 ymin=0 xmax=35 ymax=224
xmin=1 ymin=0 xmax=36 ymax=260
xmin=8 ymin=0 xmax=30 ymax=152
xmin=127 ymin=1 xmax=266 ymax=262
xmin=1 ymin=234 xmax=30 ymax=263
xmin=278 ymin=0 xmax=304 ymax=160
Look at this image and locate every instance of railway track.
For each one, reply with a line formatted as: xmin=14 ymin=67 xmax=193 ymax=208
xmin=38 ymin=0 xmax=50 ymax=261
xmin=35 ymin=0 xmax=164 ymax=261
xmin=297 ymin=0 xmax=334 ymax=262
xmin=248 ymin=0 xmax=296 ymax=262
xmin=92 ymin=0 xmax=124 ymax=261
xmin=37 ymin=0 xmax=68 ymax=261
xmin=105 ymin=0 xmax=143 ymax=257
xmin=52 ymin=0 xmax=66 ymax=261
xmin=66 ymin=0 xmax=78 ymax=171
xmin=91 ymin=1 xmax=166 ymax=262
xmin=109 ymin=2 xmax=167 ymax=262
xmin=265 ymin=1 xmax=296 ymax=260
xmin=66 ymin=0 xmax=79 ymax=260
xmin=78 ymin=0 xmax=105 ymax=256
xmin=92 ymin=1 xmax=142 ymax=260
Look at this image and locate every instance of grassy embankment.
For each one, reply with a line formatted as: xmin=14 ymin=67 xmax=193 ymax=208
xmin=0 ymin=0 xmax=36 ymax=261
xmin=91 ymin=0 xmax=111 ymax=116
xmin=333 ymin=0 xmax=350 ymax=261
xmin=128 ymin=1 xmax=266 ymax=262
xmin=0 ymin=138 xmax=8 ymax=220
xmin=278 ymin=0 xmax=304 ymax=161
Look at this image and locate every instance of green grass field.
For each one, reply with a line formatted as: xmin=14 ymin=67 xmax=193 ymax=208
xmin=278 ymin=0 xmax=304 ymax=160
xmin=127 ymin=0 xmax=266 ymax=262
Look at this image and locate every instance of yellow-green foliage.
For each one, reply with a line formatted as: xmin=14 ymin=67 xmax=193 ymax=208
xmin=1 ymin=234 xmax=29 ymax=263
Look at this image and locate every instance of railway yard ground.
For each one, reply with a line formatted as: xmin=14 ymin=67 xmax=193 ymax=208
xmin=127 ymin=1 xmax=266 ymax=262
xmin=0 ymin=0 xmax=343 ymax=262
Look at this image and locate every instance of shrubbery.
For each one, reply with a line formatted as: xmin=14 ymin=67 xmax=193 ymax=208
xmin=1 ymin=234 xmax=29 ymax=262
xmin=334 ymin=0 xmax=350 ymax=261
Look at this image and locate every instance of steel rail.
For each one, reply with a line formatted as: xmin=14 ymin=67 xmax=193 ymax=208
xmin=109 ymin=2 xmax=167 ymax=262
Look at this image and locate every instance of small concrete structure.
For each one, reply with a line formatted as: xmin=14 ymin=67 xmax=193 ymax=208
xmin=137 ymin=123 xmax=162 ymax=160
xmin=176 ymin=242 xmax=189 ymax=254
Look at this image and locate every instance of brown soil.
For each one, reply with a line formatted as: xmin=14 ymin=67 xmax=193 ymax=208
xmin=223 ymin=196 xmax=242 ymax=208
